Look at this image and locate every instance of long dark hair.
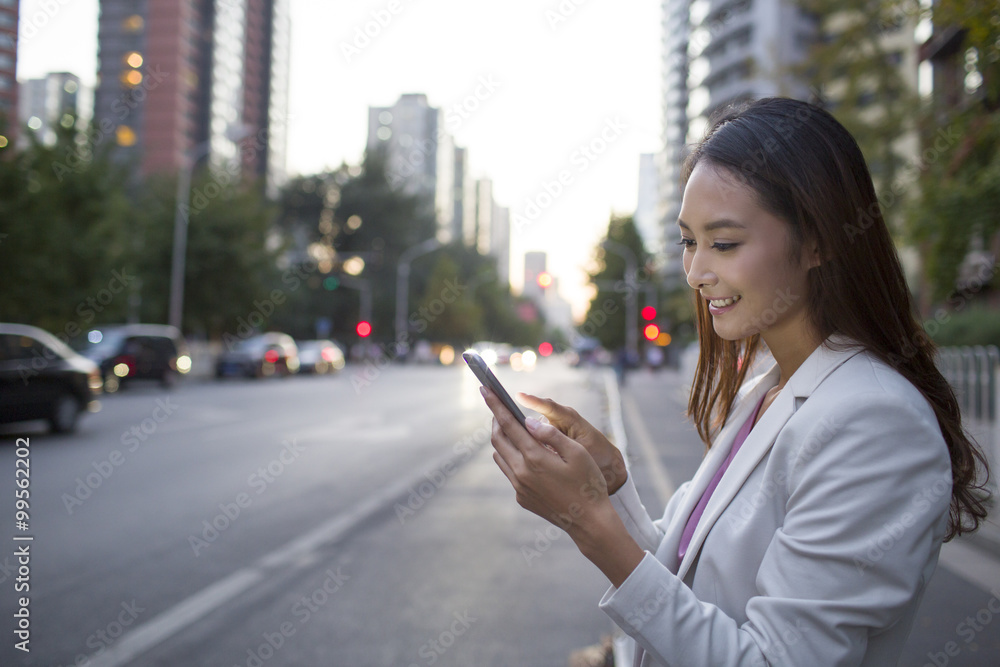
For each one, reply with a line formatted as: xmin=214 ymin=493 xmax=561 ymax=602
xmin=682 ymin=97 xmax=990 ymax=540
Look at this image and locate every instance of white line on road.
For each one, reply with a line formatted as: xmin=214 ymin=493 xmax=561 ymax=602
xmin=89 ymin=439 xmax=486 ymax=667
xmin=603 ymin=368 xmax=676 ymax=506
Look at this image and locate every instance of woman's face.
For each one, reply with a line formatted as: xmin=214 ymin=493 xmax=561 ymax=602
xmin=678 ymin=162 xmax=818 ymax=344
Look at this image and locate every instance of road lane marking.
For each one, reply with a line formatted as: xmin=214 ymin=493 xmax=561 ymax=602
xmin=88 ymin=438 xmax=487 ymax=667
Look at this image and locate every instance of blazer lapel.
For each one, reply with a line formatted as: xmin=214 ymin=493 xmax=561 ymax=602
xmin=673 ymin=338 xmax=865 ymax=580
xmin=654 ymin=363 xmax=781 ymax=573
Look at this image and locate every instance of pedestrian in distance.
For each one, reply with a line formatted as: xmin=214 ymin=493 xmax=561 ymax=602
xmin=479 ymin=97 xmax=992 ymax=666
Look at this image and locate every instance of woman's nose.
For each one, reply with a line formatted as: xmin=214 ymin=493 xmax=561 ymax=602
xmin=685 ymin=250 xmax=717 ymax=290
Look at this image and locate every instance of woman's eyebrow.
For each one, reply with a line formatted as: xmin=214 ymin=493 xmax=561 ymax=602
xmin=677 ymin=218 xmax=747 ymax=232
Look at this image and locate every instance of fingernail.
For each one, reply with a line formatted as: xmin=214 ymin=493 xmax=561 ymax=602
xmin=480 ymin=386 xmax=488 ymax=397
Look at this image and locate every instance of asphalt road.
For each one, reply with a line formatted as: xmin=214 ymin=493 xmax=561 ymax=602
xmin=0 ymin=358 xmax=615 ymax=667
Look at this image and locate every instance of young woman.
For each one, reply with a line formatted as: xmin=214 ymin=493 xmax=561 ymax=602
xmin=480 ymin=97 xmax=990 ymax=666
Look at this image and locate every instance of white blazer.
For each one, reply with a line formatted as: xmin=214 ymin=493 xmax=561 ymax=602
xmin=600 ymin=337 xmax=952 ymax=666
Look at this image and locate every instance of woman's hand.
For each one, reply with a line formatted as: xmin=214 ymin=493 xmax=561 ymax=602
xmin=515 ymin=392 xmax=629 ymax=495
xmin=481 ymin=386 xmax=645 ymax=587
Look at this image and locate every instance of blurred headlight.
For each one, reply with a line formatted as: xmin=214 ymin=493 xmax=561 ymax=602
xmin=480 ymin=349 xmax=498 ymax=366
xmin=176 ymin=355 xmax=192 ymax=373
xmin=113 ymin=363 xmax=130 ymax=378
xmin=439 ymin=345 xmax=455 ymax=365
xmin=521 ymin=350 xmax=537 ymax=368
xmin=88 ymin=371 xmax=103 ymax=393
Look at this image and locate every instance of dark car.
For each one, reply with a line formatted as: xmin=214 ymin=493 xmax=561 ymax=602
xmin=296 ymin=339 xmax=346 ymax=374
xmin=215 ymin=332 xmax=300 ymax=378
xmin=0 ymin=323 xmax=102 ymax=433
xmin=78 ymin=324 xmax=191 ymax=392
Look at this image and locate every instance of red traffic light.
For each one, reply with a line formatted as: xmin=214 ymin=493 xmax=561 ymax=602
xmin=356 ymin=321 xmax=372 ymax=337
xmin=538 ymin=341 xmax=553 ymax=357
xmin=641 ymin=306 xmax=657 ymax=321
xmin=643 ymin=324 xmax=660 ymax=341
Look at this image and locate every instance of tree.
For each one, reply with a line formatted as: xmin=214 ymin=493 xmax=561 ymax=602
xmin=794 ymin=0 xmax=921 ymax=232
xmin=903 ymin=0 xmax=1000 ymax=309
xmin=131 ymin=170 xmax=282 ymax=338
xmin=582 ymin=215 xmax=650 ymax=351
xmin=0 ymin=125 xmax=133 ymax=341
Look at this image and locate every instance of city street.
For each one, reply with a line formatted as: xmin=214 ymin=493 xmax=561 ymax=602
xmin=0 ymin=358 xmax=614 ymax=667
xmin=2 ymin=357 xmax=999 ymax=666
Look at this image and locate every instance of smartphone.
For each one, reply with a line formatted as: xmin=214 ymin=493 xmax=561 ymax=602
xmin=463 ymin=350 xmax=527 ymax=428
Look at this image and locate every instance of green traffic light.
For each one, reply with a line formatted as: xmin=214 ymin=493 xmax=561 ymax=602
xmin=323 ymin=276 xmax=340 ymax=291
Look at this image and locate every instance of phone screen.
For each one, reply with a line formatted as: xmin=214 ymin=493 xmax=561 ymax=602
xmin=463 ymin=351 xmax=527 ymax=427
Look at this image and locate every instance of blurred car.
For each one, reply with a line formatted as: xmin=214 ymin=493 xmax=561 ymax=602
xmin=78 ymin=324 xmax=191 ymax=392
xmin=296 ymin=339 xmax=345 ymax=374
xmin=0 ymin=323 xmax=102 ymax=433
xmin=215 ymin=332 xmax=300 ymax=378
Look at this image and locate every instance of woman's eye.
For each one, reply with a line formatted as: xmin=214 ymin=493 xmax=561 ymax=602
xmin=676 ymin=238 xmax=695 ymax=249
xmin=712 ymin=242 xmax=739 ymax=251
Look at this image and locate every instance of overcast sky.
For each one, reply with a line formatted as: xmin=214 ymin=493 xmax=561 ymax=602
xmin=17 ymin=0 xmax=662 ymax=320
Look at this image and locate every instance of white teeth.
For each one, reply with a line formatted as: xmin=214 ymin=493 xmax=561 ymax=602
xmin=710 ymin=295 xmax=741 ymax=307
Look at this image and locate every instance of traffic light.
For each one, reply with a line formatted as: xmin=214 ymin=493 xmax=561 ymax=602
xmin=356 ymin=321 xmax=372 ymax=337
xmin=643 ymin=323 xmax=660 ymax=341
xmin=322 ymin=276 xmax=340 ymax=291
xmin=641 ymin=306 xmax=657 ymax=321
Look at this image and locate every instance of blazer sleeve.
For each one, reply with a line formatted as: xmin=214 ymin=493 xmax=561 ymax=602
xmin=599 ymin=391 xmax=952 ymax=666
xmin=609 ymin=474 xmax=692 ymax=555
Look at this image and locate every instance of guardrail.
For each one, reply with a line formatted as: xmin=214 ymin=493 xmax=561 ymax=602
xmin=937 ymin=345 xmax=1000 ymax=496
xmin=937 ymin=345 xmax=1000 ymax=423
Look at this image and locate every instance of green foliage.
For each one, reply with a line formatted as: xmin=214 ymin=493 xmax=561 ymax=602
xmin=582 ymin=215 xmax=650 ymax=351
xmin=0 ymin=127 xmax=133 ymax=341
xmin=928 ymin=304 xmax=1000 ymax=347
xmin=794 ymin=0 xmax=921 ymax=229
xmin=131 ymin=171 xmax=282 ymax=338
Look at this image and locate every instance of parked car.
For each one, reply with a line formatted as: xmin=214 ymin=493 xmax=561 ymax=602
xmin=0 ymin=323 xmax=102 ymax=433
xmin=215 ymin=332 xmax=300 ymax=378
xmin=296 ymin=340 xmax=345 ymax=374
xmin=78 ymin=324 xmax=191 ymax=392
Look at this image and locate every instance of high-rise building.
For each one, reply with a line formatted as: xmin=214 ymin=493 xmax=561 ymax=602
xmin=452 ymin=146 xmax=476 ymax=246
xmin=686 ymin=0 xmax=815 ymax=141
xmin=660 ymin=0 xmax=692 ymax=281
xmin=367 ymin=93 xmax=455 ymax=239
xmin=635 ymin=153 xmax=661 ymax=255
xmin=19 ymin=73 xmax=87 ymax=147
xmin=492 ymin=203 xmax=511 ymax=287
xmin=472 ymin=177 xmax=493 ymax=256
xmin=94 ymin=0 xmax=289 ymax=190
xmin=0 ymin=0 xmax=18 ymax=151
xmin=523 ymin=251 xmax=547 ymax=303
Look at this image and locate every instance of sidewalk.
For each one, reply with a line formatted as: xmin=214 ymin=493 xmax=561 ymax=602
xmin=609 ymin=366 xmax=1000 ymax=667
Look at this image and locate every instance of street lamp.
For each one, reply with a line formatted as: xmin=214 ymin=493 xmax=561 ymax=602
xmin=168 ymin=124 xmax=254 ymax=331
xmin=395 ymin=237 xmax=443 ymax=356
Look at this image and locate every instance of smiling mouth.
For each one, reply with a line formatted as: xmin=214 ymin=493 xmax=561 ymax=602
xmin=707 ymin=295 xmax=741 ymax=308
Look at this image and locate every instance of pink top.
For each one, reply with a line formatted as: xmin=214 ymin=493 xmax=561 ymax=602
xmin=678 ymin=393 xmax=768 ymax=561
